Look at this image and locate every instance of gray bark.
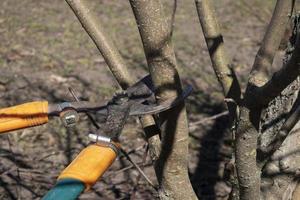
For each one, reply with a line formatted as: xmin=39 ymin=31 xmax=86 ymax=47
xmin=130 ymin=0 xmax=197 ymax=199
xmin=259 ymin=16 xmax=300 ymax=199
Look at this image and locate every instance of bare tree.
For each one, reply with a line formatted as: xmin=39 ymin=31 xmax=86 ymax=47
xmin=66 ymin=0 xmax=300 ymax=199
xmin=196 ymin=0 xmax=300 ymax=200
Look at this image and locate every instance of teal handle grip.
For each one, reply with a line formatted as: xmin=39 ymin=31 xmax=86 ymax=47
xmin=42 ymin=178 xmax=85 ymax=200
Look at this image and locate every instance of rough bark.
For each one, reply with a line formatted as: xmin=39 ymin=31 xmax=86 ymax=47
xmin=65 ymin=0 xmax=161 ymax=168
xmin=234 ymin=1 xmax=294 ymax=199
xmin=260 ymin=78 xmax=300 ymax=200
xmin=235 ymin=105 xmax=261 ymax=200
xmin=258 ymin=86 xmax=300 ymax=164
xmin=259 ymin=15 xmax=300 ymax=200
xmin=129 ymin=0 xmax=197 ymax=199
xmin=253 ymin=32 xmax=300 ymax=106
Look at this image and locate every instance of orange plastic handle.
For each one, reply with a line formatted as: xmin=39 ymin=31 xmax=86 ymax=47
xmin=58 ymin=144 xmax=118 ymax=190
xmin=0 ymin=101 xmax=49 ymax=133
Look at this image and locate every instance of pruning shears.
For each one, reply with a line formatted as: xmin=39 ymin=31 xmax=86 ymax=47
xmin=0 ymin=75 xmax=191 ymax=134
xmin=0 ymin=75 xmax=192 ymax=199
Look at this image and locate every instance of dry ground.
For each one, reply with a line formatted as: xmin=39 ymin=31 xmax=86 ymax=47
xmin=0 ymin=0 xmax=281 ymax=199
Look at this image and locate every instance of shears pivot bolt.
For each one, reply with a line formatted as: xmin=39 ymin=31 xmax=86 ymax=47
xmin=60 ymin=109 xmax=79 ymax=128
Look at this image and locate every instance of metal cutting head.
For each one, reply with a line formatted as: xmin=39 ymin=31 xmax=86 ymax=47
xmin=48 ymin=75 xmax=193 ymax=139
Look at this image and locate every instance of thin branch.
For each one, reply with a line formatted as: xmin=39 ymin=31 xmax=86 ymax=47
xmin=189 ymin=111 xmax=228 ymax=131
xmin=104 ymin=162 xmax=152 ymax=178
xmin=68 ymin=87 xmax=100 ymax=129
xmin=195 ymin=0 xmax=241 ymax=100
xmin=194 ymin=2 xmax=240 ymax=199
xmin=139 ymin=116 xmax=161 ymax=162
xmin=169 ymin=0 xmax=177 ymax=38
xmin=129 ymin=0 xmax=197 ymax=199
xmin=119 ymin=148 xmax=157 ymax=190
xmin=65 ymin=0 xmax=133 ymax=89
xmin=130 ymin=144 xmax=149 ymax=200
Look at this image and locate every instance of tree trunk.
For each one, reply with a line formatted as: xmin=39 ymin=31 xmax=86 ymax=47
xmin=130 ymin=0 xmax=197 ymax=199
xmin=259 ymin=16 xmax=300 ymax=199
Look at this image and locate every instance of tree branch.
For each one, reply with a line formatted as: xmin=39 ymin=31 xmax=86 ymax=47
xmin=65 ymin=0 xmax=161 ymax=162
xmin=169 ymin=0 xmax=177 ymax=38
xmin=248 ymin=0 xmax=293 ymax=102
xmin=194 ymin=1 xmax=241 ymax=198
xmin=129 ymin=0 xmax=197 ymax=199
xmin=194 ymin=0 xmax=241 ymax=101
xmin=253 ymin=31 xmax=300 ymax=105
xmin=65 ymin=0 xmax=133 ymax=89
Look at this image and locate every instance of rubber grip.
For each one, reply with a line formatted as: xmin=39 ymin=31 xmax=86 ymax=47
xmin=42 ymin=178 xmax=85 ymax=200
xmin=0 ymin=101 xmax=49 ymax=133
xmin=58 ymin=144 xmax=118 ymax=190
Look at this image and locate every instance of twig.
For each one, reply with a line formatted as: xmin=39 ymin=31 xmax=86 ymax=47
xmin=104 ymin=162 xmax=152 ymax=178
xmin=169 ymin=0 xmax=177 ymax=37
xmin=189 ymin=111 xmax=229 ymax=128
xmin=68 ymin=87 xmax=100 ymax=129
xmin=37 ymin=151 xmax=59 ymax=161
xmin=130 ymin=144 xmax=149 ymax=200
xmin=0 ymin=165 xmax=16 ymax=176
xmin=119 ymin=148 xmax=157 ymax=190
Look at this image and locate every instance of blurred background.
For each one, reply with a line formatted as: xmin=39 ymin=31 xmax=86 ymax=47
xmin=0 ymin=0 xmax=281 ymax=199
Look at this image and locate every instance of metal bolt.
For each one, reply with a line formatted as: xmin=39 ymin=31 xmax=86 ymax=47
xmin=60 ymin=109 xmax=79 ymax=128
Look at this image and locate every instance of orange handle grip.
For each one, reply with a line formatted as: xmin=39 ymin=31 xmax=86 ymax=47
xmin=0 ymin=101 xmax=49 ymax=133
xmin=58 ymin=144 xmax=118 ymax=190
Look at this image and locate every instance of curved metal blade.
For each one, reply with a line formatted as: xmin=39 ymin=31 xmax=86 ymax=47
xmin=129 ymin=85 xmax=193 ymax=116
xmin=94 ymin=85 xmax=192 ymax=117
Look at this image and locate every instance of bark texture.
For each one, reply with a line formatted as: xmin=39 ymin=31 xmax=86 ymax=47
xmin=234 ymin=1 xmax=293 ymax=199
xmin=130 ymin=0 xmax=197 ymax=199
xmin=259 ymin=15 xmax=300 ymax=200
xmin=235 ymin=106 xmax=261 ymax=200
